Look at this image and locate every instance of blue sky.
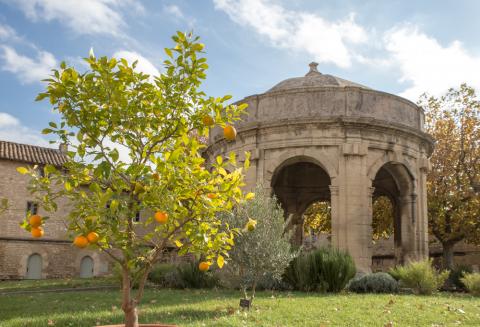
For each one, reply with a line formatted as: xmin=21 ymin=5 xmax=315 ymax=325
xmin=1 ymin=0 xmax=480 ymax=147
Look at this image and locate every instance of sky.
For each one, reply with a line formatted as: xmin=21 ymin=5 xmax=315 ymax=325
xmin=1 ymin=0 xmax=480 ymax=148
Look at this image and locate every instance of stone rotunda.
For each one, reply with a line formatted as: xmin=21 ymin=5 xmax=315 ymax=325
xmin=206 ymin=63 xmax=434 ymax=273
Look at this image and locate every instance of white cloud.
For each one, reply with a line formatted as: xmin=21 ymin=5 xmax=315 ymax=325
xmin=113 ymin=50 xmax=160 ymax=77
xmin=164 ymin=4 xmax=184 ymax=20
xmin=384 ymin=25 xmax=480 ymax=100
xmin=0 ymin=113 xmax=49 ymax=146
xmin=0 ymin=45 xmax=57 ymax=84
xmin=7 ymin=0 xmax=144 ymax=37
xmin=0 ymin=23 xmax=18 ymax=40
xmin=213 ymin=0 xmax=367 ymax=68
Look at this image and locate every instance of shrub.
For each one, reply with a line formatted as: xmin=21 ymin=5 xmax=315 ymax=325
xmin=461 ymin=273 xmax=480 ymax=296
xmin=173 ymin=260 xmax=219 ymax=289
xmin=284 ymin=247 xmax=356 ymax=292
xmin=389 ymin=259 xmax=449 ymax=295
xmin=447 ymin=265 xmax=473 ymax=290
xmin=147 ymin=263 xmax=175 ymax=287
xmin=221 ymin=187 xmax=296 ymax=303
xmin=348 ymin=272 xmax=398 ymax=293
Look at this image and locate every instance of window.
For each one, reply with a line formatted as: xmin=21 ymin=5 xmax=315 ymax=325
xmin=26 ymin=201 xmax=38 ymax=215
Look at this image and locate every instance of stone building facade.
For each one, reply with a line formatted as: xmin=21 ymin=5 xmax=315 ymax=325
xmin=206 ymin=63 xmax=438 ymax=273
xmin=0 ymin=140 xmax=111 ymax=279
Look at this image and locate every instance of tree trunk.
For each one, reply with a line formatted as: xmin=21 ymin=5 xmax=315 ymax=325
xmin=124 ymin=306 xmax=138 ymax=327
xmin=442 ymin=242 xmax=455 ymax=270
xmin=122 ymin=268 xmax=139 ymax=327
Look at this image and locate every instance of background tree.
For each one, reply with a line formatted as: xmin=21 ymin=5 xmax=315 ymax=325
xmin=18 ymin=32 xmax=250 ymax=327
xmin=420 ymin=84 xmax=480 ymax=269
xmin=222 ymin=186 xmax=296 ymax=305
xmin=303 ymin=197 xmax=394 ymax=241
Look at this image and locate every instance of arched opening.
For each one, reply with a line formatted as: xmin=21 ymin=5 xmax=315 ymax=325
xmin=271 ymin=158 xmax=331 ymax=246
xmin=302 ymin=200 xmax=331 ymax=249
xmin=80 ymin=256 xmax=94 ymax=278
xmin=26 ymin=253 xmax=42 ymax=279
xmin=371 ymin=162 xmax=414 ymax=271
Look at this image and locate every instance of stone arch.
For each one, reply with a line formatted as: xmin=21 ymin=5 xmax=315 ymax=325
xmin=371 ymin=160 xmax=417 ymax=267
xmin=270 ymin=154 xmax=333 ymax=245
xmin=367 ymin=153 xmax=417 ymax=183
xmin=265 ymin=149 xmax=338 ymax=188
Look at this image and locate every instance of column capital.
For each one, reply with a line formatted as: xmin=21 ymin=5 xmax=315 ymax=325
xmin=329 ymin=185 xmax=339 ymax=196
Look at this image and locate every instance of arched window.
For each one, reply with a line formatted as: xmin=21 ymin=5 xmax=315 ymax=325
xmin=26 ymin=253 xmax=42 ymax=279
xmin=80 ymin=256 xmax=94 ymax=278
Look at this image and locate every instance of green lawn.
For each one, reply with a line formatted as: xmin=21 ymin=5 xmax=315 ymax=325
xmin=0 ymin=281 xmax=479 ymax=326
xmin=0 ymin=277 xmax=117 ymax=293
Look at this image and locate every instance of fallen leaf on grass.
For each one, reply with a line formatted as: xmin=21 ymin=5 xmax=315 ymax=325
xmin=384 ymin=322 xmax=393 ymax=327
xmin=47 ymin=320 xmax=55 ymax=326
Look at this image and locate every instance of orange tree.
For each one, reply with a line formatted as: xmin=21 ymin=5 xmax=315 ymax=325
xmin=17 ymin=32 xmax=250 ymax=326
xmin=420 ymin=84 xmax=480 ymax=269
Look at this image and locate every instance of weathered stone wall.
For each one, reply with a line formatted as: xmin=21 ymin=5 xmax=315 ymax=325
xmin=0 ymin=159 xmax=111 ymax=279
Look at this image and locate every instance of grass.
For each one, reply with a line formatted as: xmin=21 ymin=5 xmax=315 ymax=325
xmin=0 ymin=282 xmax=479 ymax=326
xmin=0 ymin=277 xmax=117 ymax=293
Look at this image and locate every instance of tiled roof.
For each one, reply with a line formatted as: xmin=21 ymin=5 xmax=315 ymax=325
xmin=0 ymin=140 xmax=68 ymax=166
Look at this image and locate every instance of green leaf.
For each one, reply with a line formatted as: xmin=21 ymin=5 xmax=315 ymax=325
xmin=64 ymin=181 xmax=73 ymax=191
xmin=35 ymin=93 xmax=49 ymax=101
xmin=164 ymin=48 xmax=173 ymax=58
xmin=216 ymin=155 xmax=223 ymax=165
xmin=16 ymin=167 xmax=28 ymax=175
xmin=41 ymin=128 xmax=53 ymax=135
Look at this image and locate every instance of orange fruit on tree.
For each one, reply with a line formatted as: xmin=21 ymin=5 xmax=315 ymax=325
xmin=198 ymin=261 xmax=210 ymax=272
xmin=154 ymin=211 xmax=168 ymax=224
xmin=31 ymin=227 xmax=44 ymax=238
xmin=73 ymin=235 xmax=89 ymax=248
xmin=152 ymin=172 xmax=160 ymax=181
xmin=29 ymin=215 xmax=42 ymax=228
xmin=207 ymin=193 xmax=217 ymax=199
xmin=223 ymin=125 xmax=237 ymax=141
xmin=202 ymin=115 xmax=214 ymax=126
xmin=87 ymin=231 xmax=99 ymax=243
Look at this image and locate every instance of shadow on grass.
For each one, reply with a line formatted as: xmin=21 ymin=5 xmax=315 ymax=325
xmin=3 ymin=307 xmax=231 ymax=327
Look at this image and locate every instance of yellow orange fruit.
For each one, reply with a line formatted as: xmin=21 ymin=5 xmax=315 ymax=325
xmin=29 ymin=215 xmax=42 ymax=228
xmin=152 ymin=172 xmax=160 ymax=181
xmin=202 ymin=115 xmax=214 ymax=126
xmin=154 ymin=211 xmax=168 ymax=224
xmin=223 ymin=125 xmax=237 ymax=141
xmin=31 ymin=227 xmax=44 ymax=238
xmin=198 ymin=261 xmax=210 ymax=272
xmin=87 ymin=231 xmax=99 ymax=244
xmin=207 ymin=193 xmax=217 ymax=199
xmin=73 ymin=235 xmax=89 ymax=248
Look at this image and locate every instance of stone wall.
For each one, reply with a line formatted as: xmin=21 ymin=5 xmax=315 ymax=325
xmin=0 ymin=159 xmax=111 ymax=279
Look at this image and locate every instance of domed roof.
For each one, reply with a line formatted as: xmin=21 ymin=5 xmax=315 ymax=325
xmin=266 ymin=62 xmax=370 ymax=93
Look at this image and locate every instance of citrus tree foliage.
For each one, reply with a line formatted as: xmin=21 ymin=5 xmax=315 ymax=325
xmin=420 ymin=84 xmax=480 ymax=269
xmin=303 ymin=197 xmax=394 ymax=240
xmin=17 ymin=32 xmax=250 ymax=326
xmin=222 ymin=187 xmax=296 ymax=304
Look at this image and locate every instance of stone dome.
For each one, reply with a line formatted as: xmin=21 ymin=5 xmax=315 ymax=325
xmin=267 ymin=62 xmax=369 ymax=93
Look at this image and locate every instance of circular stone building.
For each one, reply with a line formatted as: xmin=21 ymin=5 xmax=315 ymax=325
xmin=206 ymin=63 xmax=434 ymax=273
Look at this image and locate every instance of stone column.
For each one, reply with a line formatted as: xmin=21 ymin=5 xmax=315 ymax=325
xmin=338 ymin=141 xmax=372 ymax=274
xmin=329 ymin=185 xmax=340 ymax=248
xmin=399 ymin=193 xmax=418 ymax=263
